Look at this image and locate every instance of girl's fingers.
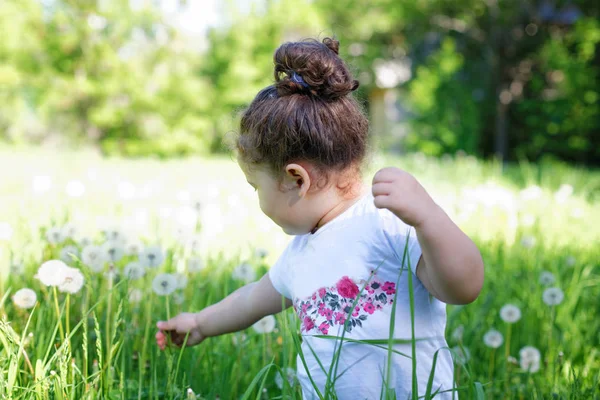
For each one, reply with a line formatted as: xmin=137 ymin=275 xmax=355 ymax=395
xmin=372 ymin=182 xmax=394 ymax=196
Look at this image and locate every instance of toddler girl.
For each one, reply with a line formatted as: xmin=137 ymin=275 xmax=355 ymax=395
xmin=156 ymin=37 xmax=484 ymax=399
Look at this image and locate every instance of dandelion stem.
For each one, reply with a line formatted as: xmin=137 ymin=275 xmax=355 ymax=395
xmin=504 ymin=324 xmax=512 ymax=396
xmin=549 ymin=306 xmax=556 ymax=390
xmin=488 ymin=348 xmax=495 ymax=386
xmin=166 ymin=295 xmax=171 ymax=321
xmin=53 ymin=286 xmax=65 ymax=342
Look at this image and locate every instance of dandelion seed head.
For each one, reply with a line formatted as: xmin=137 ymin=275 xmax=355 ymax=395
xmin=0 ymin=221 xmax=14 ymax=241
xmin=483 ymin=329 xmax=504 ymax=349
xmin=520 ymin=236 xmax=536 ymax=249
xmin=519 ymin=346 xmax=541 ymax=373
xmin=565 ymin=256 xmax=576 ymax=267
xmin=152 ymin=273 xmax=177 ymax=296
xmin=46 ymin=226 xmax=65 ymax=245
xmin=12 ymin=288 xmax=37 ymax=309
xmin=500 ymin=304 xmax=522 ymax=323
xmin=254 ymin=248 xmax=268 ymax=259
xmin=539 ymin=271 xmax=555 ymax=286
xmin=58 ymin=267 xmax=85 ymax=294
xmin=123 ymin=262 xmax=146 ymax=280
xmin=60 ymin=245 xmax=80 ymax=263
xmin=66 ymin=180 xmax=86 ymax=197
xmin=81 ymin=245 xmax=106 ymax=272
xmin=451 ymin=346 xmax=471 ymax=365
xmin=252 ymin=315 xmax=276 ymax=334
xmin=187 ymin=257 xmax=204 ymax=273
xmin=128 ymin=288 xmax=143 ymax=303
xmin=102 ymin=240 xmax=125 ymax=263
xmin=173 ymin=273 xmax=188 ymax=289
xmin=61 ymin=223 xmax=78 ymax=240
xmin=37 ymin=260 xmax=68 ymax=287
xmin=543 ymin=287 xmax=564 ymax=306
xmin=139 ymin=245 xmax=165 ymax=268
xmin=232 ymin=262 xmax=256 ymax=283
xmin=451 ymin=324 xmax=464 ymax=342
xmin=125 ymin=239 xmax=143 ymax=256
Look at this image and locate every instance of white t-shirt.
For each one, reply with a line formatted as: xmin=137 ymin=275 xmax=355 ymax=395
xmin=269 ymin=193 xmax=455 ymax=399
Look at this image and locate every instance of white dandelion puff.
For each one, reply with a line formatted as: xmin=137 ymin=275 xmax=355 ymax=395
xmin=543 ymin=287 xmax=564 ymax=306
xmin=554 ymin=184 xmax=573 ymax=203
xmin=66 ymin=180 xmax=86 ymax=197
xmin=78 ymin=236 xmax=93 ymax=247
xmin=12 ymin=288 xmax=37 ymax=309
xmin=128 ymin=288 xmax=143 ymax=303
xmin=172 ymin=291 xmax=184 ymax=305
xmin=173 ymin=273 xmax=188 ymax=289
xmin=102 ymin=228 xmax=125 ymax=244
xmin=123 ymin=262 xmax=146 ymax=280
xmin=32 ymin=175 xmax=52 ymax=194
xmin=46 ymin=226 xmax=65 ymax=245
xmin=483 ymin=329 xmax=504 ymax=349
xmin=102 ymin=241 xmax=125 ymax=263
xmin=117 ymin=181 xmax=136 ymax=200
xmin=185 ymin=235 xmax=202 ymax=254
xmin=565 ymin=256 xmax=576 ymax=267
xmin=500 ymin=304 xmax=522 ymax=323
xmin=275 ymin=367 xmax=297 ymax=390
xmin=231 ymin=332 xmax=248 ymax=347
xmin=520 ymin=236 xmax=536 ymax=249
xmin=61 ymin=223 xmax=78 ymax=240
xmin=187 ymin=257 xmax=204 ymax=273
xmin=125 ymin=239 xmax=143 ymax=256
xmin=152 ymin=273 xmax=177 ymax=296
xmin=252 ymin=315 xmax=276 ymax=334
xmin=0 ymin=221 xmax=13 ymax=241
xmin=232 ymin=262 xmax=256 ymax=283
xmin=186 ymin=387 xmax=197 ymax=400
xmin=58 ymin=267 xmax=85 ymax=294
xmin=10 ymin=262 xmax=24 ymax=276
xmin=451 ymin=324 xmax=464 ymax=342
xmin=60 ymin=245 xmax=80 ymax=263
xmin=451 ymin=346 xmax=471 ymax=365
xmin=519 ymin=346 xmax=541 ymax=373
xmin=81 ymin=245 xmax=106 ymax=272
xmin=36 ymin=260 xmax=68 ymax=287
xmin=254 ymin=248 xmax=269 ymax=259
xmin=139 ymin=245 xmax=165 ymax=268
xmin=539 ymin=271 xmax=556 ymax=286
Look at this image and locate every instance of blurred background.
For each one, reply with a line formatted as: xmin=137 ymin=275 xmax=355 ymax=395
xmin=1 ymin=0 xmax=598 ymax=162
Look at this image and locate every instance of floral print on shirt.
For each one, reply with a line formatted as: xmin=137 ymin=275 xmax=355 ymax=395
xmin=293 ymin=275 xmax=396 ymax=335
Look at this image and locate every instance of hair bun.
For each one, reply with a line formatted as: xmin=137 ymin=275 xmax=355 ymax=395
xmin=273 ymin=37 xmax=359 ymax=101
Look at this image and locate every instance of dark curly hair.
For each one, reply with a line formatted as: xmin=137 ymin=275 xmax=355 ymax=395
xmin=237 ymin=37 xmax=369 ymax=190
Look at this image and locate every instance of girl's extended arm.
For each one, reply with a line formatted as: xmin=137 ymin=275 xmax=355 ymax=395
xmin=156 ymin=273 xmax=292 ymax=349
xmin=197 ymin=273 xmax=292 ymax=337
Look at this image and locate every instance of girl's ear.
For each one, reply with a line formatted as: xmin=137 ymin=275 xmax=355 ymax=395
xmin=285 ymin=163 xmax=311 ymax=197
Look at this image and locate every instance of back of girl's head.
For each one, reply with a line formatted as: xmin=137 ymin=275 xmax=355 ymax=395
xmin=237 ymin=37 xmax=369 ymax=187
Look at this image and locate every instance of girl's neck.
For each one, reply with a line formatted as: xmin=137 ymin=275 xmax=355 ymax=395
xmin=310 ymin=183 xmax=368 ymax=234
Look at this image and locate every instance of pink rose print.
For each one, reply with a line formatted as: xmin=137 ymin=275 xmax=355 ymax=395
xmin=303 ymin=316 xmax=315 ymax=331
xmin=294 ymin=274 xmax=398 ymax=335
xmin=334 ymin=312 xmax=346 ymax=325
xmin=336 ymin=276 xmax=359 ymax=299
xmin=318 ymin=322 xmax=330 ymax=335
xmin=363 ymin=302 xmax=375 ymax=314
xmin=382 ymin=281 xmax=396 ymax=295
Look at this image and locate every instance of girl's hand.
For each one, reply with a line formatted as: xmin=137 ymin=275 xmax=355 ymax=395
xmin=372 ymin=167 xmax=438 ymax=227
xmin=155 ymin=312 xmax=206 ymax=350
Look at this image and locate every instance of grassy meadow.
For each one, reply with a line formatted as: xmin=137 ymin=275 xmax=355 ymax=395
xmin=0 ymin=146 xmax=599 ymax=399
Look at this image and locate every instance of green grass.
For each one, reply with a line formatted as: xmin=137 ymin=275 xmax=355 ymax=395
xmin=0 ymin=146 xmax=599 ymax=399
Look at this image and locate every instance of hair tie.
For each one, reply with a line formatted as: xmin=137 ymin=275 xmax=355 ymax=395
xmin=290 ymin=71 xmax=310 ymax=89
